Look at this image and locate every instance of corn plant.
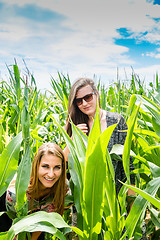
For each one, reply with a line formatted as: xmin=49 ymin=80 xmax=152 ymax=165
xmin=1 ymin=62 xmax=160 ymax=239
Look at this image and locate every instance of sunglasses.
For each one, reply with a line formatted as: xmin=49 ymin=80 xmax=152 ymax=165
xmin=75 ymin=92 xmax=95 ymax=106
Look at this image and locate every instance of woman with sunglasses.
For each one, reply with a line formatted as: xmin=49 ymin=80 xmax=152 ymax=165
xmin=64 ymin=77 xmax=135 ymax=194
xmin=63 ymin=78 xmax=149 ymax=239
xmin=65 ymin=78 xmax=107 ymax=138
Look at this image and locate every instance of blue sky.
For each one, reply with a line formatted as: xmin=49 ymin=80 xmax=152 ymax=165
xmin=0 ymin=0 xmax=160 ymax=90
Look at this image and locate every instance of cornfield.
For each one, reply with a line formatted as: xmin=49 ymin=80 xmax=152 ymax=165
xmin=0 ymin=63 xmax=160 ymax=240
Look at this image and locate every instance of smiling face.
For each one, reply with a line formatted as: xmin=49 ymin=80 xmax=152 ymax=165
xmin=76 ymin=84 xmax=97 ymax=118
xmin=38 ymin=153 xmax=62 ymax=190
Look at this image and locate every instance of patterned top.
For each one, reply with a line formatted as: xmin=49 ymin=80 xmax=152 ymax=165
xmin=105 ymin=111 xmax=135 ymax=193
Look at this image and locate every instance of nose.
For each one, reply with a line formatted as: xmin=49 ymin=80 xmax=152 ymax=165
xmin=82 ymin=99 xmax=87 ymax=105
xmin=48 ymin=169 xmax=54 ymax=178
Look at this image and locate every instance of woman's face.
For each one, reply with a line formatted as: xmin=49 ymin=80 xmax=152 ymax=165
xmin=75 ymin=85 xmax=97 ymax=118
xmin=38 ymin=153 xmax=62 ymax=189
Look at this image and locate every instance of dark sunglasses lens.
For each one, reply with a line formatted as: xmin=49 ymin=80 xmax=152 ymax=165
xmin=76 ymin=93 xmax=94 ymax=106
xmin=76 ymin=98 xmax=82 ymax=105
xmin=84 ymin=93 xmax=93 ymax=102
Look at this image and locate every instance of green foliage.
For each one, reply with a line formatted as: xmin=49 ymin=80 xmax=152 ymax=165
xmin=0 ymin=132 xmax=23 ymax=197
xmin=7 ymin=212 xmax=71 ymax=240
xmin=1 ymin=63 xmax=160 ymax=239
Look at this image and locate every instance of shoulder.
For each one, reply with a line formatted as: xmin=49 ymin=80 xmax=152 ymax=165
xmin=7 ymin=174 xmax=16 ymax=194
xmin=105 ymin=111 xmax=125 ymax=125
xmin=6 ymin=189 xmax=16 ymax=214
xmin=6 ymin=174 xmax=17 ymax=213
xmin=105 ymin=111 xmax=123 ymax=121
xmin=104 ymin=111 xmax=127 ymax=131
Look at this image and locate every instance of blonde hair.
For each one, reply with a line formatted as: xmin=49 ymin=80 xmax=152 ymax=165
xmin=27 ymin=142 xmax=66 ymax=215
xmin=66 ymin=77 xmax=100 ymax=136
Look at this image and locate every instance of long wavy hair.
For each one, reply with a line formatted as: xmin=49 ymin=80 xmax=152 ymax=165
xmin=65 ymin=77 xmax=100 ymax=136
xmin=27 ymin=142 xmax=66 ymax=216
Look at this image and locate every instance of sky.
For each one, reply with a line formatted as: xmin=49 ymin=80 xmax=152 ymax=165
xmin=0 ymin=0 xmax=160 ymax=91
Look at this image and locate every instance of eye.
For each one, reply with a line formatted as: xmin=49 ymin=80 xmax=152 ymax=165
xmin=55 ymin=166 xmax=61 ymax=170
xmin=42 ymin=165 xmax=49 ymax=168
xmin=85 ymin=94 xmax=91 ymax=100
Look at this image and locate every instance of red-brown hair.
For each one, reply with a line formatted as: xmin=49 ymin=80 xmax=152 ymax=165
xmin=27 ymin=142 xmax=66 ymax=215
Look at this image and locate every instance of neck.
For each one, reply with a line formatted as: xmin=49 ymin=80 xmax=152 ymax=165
xmin=100 ymin=109 xmax=104 ymax=121
xmin=88 ymin=108 xmax=103 ymax=130
xmin=88 ymin=108 xmax=103 ymax=119
xmin=38 ymin=183 xmax=51 ymax=197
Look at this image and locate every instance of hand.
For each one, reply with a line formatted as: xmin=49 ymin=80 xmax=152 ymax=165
xmin=76 ymin=123 xmax=88 ymax=135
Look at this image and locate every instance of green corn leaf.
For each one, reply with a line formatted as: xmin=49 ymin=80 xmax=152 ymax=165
xmin=104 ymin=231 xmax=112 ymax=240
xmin=7 ymin=211 xmax=70 ymax=240
xmin=71 ymin=122 xmax=86 ymax=176
xmin=83 ymin=138 xmax=106 ymax=239
xmin=15 ymin=144 xmax=31 ymax=215
xmin=123 ymin=180 xmax=160 ymax=209
xmin=62 ymin=91 xmax=68 ymax=112
xmin=0 ymin=123 xmax=4 ymax=154
xmin=50 ymin=76 xmax=63 ymax=99
xmin=74 ymin=124 xmax=88 ymax=148
xmin=105 ymin=148 xmax=125 ymax=239
xmin=152 ymin=117 xmax=160 ymax=137
xmin=136 ymin=95 xmax=160 ymax=112
xmin=13 ymin=65 xmax=21 ymax=101
xmin=31 ymin=109 xmax=47 ymax=130
xmin=51 ymin=116 xmax=83 ymax=187
xmin=149 ymin=207 xmax=160 ymax=228
xmin=21 ymin=82 xmax=30 ymax=140
xmin=121 ymin=177 xmax=160 ymax=239
xmin=83 ymin=123 xmax=117 ymax=239
xmin=125 ymin=94 xmax=137 ymax=122
xmin=16 ymin=82 xmax=31 ymax=215
xmin=0 ymin=132 xmax=23 ymax=197
xmin=148 ymin=162 xmax=160 ymax=178
xmin=29 ymin=89 xmax=39 ymax=114
xmin=0 ymin=232 xmax=8 ymax=239
xmin=124 ymin=103 xmax=140 ymax=182
xmin=85 ymin=101 xmax=101 ymax=159
xmin=68 ymin=154 xmax=83 ymax=230
xmin=134 ymin=128 xmax=160 ymax=139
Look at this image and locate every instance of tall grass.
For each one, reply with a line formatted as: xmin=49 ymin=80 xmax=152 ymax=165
xmin=0 ymin=64 xmax=160 ymax=239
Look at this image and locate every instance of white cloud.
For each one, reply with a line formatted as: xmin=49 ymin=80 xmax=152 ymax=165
xmin=146 ymin=52 xmax=160 ymax=59
xmin=134 ymin=64 xmax=160 ymax=83
xmin=0 ymin=0 xmax=160 ymax=91
xmin=1 ymin=0 xmax=160 ymax=33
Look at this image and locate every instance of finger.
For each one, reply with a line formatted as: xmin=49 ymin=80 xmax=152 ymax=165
xmin=77 ymin=123 xmax=88 ymax=129
xmin=77 ymin=125 xmax=88 ymax=131
xmin=76 ymin=124 xmax=88 ymax=134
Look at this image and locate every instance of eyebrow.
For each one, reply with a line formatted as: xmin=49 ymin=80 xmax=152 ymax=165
xmin=41 ymin=163 xmax=61 ymax=167
xmin=41 ymin=163 xmax=49 ymax=166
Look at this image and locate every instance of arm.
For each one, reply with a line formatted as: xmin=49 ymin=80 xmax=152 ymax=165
xmin=31 ymin=231 xmax=42 ymax=240
xmin=63 ymin=145 xmax=70 ymax=162
xmin=127 ymin=186 xmax=136 ymax=213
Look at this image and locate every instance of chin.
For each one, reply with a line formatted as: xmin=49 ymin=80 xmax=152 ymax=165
xmin=42 ymin=181 xmax=55 ymax=189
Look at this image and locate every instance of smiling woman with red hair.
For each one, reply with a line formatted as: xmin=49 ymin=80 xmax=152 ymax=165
xmin=5 ymin=142 xmax=67 ymax=240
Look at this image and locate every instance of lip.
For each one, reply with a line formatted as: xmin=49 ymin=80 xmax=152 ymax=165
xmin=83 ymin=106 xmax=90 ymax=110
